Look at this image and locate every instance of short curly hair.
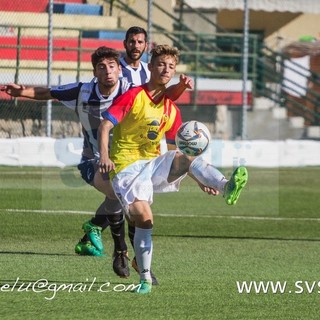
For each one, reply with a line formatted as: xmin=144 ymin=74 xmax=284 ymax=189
xmin=91 ymin=46 xmax=120 ymax=69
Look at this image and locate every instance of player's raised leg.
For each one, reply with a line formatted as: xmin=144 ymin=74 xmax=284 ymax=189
xmin=189 ymin=156 xmax=248 ymax=205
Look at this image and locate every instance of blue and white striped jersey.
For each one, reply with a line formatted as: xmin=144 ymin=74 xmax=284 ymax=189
xmin=119 ymin=57 xmax=150 ymax=85
xmin=50 ymin=78 xmax=134 ymax=159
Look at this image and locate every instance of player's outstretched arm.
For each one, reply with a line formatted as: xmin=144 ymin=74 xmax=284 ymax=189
xmin=98 ymin=119 xmax=115 ymax=174
xmin=165 ymin=74 xmax=194 ymax=101
xmin=0 ymin=83 xmax=53 ymax=100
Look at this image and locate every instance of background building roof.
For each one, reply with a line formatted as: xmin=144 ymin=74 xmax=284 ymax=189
xmin=185 ymin=0 xmax=320 ymax=14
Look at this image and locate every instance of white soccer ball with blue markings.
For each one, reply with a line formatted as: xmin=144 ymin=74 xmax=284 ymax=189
xmin=175 ymin=121 xmax=211 ymax=156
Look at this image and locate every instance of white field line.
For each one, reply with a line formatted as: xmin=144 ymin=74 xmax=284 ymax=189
xmin=0 ymin=171 xmax=60 ymax=175
xmin=2 ymin=208 xmax=320 ymax=222
xmin=3 ymin=208 xmax=93 ymax=215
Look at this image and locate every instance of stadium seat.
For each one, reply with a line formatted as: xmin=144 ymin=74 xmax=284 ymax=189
xmin=83 ymin=30 xmax=126 ymax=40
xmin=0 ymin=0 xmax=84 ymax=13
xmin=0 ymin=36 xmax=123 ymax=61
xmin=0 ymin=12 xmax=117 ymax=33
xmin=53 ymin=3 xmax=103 ymax=16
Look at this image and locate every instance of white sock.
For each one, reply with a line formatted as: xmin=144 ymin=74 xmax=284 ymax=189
xmin=189 ymin=156 xmax=228 ymax=193
xmin=134 ymin=227 xmax=153 ymax=282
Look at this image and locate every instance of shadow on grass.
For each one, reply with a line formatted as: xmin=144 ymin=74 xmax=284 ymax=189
xmin=154 ymin=234 xmax=320 ymax=242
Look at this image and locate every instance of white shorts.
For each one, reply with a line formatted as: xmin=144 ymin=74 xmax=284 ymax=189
xmin=112 ymin=150 xmax=187 ymax=211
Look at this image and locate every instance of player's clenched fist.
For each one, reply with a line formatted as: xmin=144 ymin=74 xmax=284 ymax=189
xmin=0 ymin=84 xmax=26 ymax=97
xmin=99 ymin=157 xmax=115 ymax=173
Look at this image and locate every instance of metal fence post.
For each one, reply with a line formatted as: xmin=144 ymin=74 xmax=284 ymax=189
xmin=241 ymin=0 xmax=249 ymax=140
xmin=46 ymin=0 xmax=53 ymax=137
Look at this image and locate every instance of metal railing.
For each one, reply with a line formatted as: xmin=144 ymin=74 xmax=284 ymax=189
xmin=0 ymin=24 xmax=94 ymax=83
xmin=256 ymin=46 xmax=320 ymax=125
xmin=112 ymin=0 xmax=319 ymax=126
xmin=0 ymin=24 xmax=319 ymax=132
xmin=0 ymin=24 xmax=260 ymax=83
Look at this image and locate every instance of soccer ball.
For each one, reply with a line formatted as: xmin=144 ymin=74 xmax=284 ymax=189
xmin=175 ymin=121 xmax=211 ymax=156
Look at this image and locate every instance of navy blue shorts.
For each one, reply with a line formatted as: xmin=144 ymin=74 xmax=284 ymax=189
xmin=77 ymin=159 xmax=96 ymax=185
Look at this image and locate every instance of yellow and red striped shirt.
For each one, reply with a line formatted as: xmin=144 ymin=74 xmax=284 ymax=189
xmin=102 ymin=84 xmax=182 ymax=175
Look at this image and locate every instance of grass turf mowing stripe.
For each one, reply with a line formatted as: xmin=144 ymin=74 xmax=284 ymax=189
xmin=3 ymin=208 xmax=320 ymax=222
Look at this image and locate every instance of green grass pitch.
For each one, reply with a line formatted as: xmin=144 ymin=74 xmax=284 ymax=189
xmin=0 ymin=166 xmax=320 ymax=319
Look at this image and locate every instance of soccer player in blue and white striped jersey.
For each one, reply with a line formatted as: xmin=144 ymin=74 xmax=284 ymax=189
xmin=120 ymin=26 xmax=150 ymax=85
xmin=2 ymin=48 xmax=134 ymax=275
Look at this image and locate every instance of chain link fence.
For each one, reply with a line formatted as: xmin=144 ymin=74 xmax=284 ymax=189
xmin=0 ymin=0 xmax=178 ymax=138
xmin=1 ymin=1 xmax=249 ymax=140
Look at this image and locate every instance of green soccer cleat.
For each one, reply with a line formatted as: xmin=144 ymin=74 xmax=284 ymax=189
xmin=82 ymin=221 xmax=103 ymax=252
xmin=224 ymin=166 xmax=248 ymax=205
xmin=75 ymin=240 xmax=105 ymax=257
xmin=133 ymin=280 xmax=152 ymax=294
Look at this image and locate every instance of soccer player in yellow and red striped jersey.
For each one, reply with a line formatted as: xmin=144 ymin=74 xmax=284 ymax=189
xmin=98 ymin=45 xmax=248 ymax=294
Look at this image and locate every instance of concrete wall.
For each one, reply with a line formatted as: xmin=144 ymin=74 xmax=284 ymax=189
xmin=1 ymin=137 xmax=319 ymax=168
xmin=265 ymin=13 xmax=320 ymax=49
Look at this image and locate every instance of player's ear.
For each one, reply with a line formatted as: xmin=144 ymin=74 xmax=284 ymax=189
xmin=148 ymin=62 xmax=152 ymax=71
